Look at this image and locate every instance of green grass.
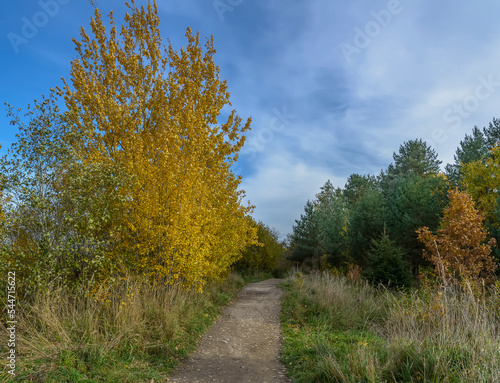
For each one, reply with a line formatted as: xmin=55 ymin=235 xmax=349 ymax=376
xmin=0 ymin=271 xmax=272 ymax=382
xmin=280 ymin=272 xmax=500 ymax=383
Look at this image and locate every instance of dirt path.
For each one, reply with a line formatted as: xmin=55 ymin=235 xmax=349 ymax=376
xmin=167 ymin=279 xmax=290 ymax=383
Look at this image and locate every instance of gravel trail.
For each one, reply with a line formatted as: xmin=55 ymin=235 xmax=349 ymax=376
xmin=167 ymin=278 xmax=290 ymax=383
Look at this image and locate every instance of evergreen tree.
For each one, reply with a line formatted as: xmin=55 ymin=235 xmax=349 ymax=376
xmin=389 ymin=139 xmax=441 ymax=177
xmin=445 ymin=126 xmax=486 ymax=185
xmin=482 ymin=117 xmax=500 ymax=149
xmin=364 ymin=229 xmax=410 ymax=288
xmin=445 ymin=118 xmax=500 ymax=185
xmin=343 ymin=174 xmax=378 ymax=204
xmin=385 ymin=173 xmax=449 ymax=279
xmin=348 ymin=187 xmax=386 ymax=268
xmin=314 ymin=181 xmax=350 ymax=268
xmin=289 ymin=201 xmax=320 ymax=264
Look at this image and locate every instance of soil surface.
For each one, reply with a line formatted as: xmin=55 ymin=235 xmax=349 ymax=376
xmin=167 ymin=278 xmax=290 ymax=383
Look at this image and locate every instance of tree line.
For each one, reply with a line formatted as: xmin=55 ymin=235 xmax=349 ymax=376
xmin=289 ymin=121 xmax=500 ymax=288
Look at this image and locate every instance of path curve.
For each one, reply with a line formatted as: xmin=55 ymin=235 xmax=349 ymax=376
xmin=167 ymin=278 xmax=290 ymax=383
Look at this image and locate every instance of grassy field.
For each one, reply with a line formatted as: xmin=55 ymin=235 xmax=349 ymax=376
xmin=0 ymin=271 xmax=272 ymax=382
xmin=280 ymin=271 xmax=500 ymax=383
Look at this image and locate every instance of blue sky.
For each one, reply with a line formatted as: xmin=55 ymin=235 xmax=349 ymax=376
xmin=2 ymin=1 xmax=500 ymax=239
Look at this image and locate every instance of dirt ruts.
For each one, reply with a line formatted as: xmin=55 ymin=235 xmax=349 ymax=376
xmin=167 ymin=278 xmax=290 ymax=383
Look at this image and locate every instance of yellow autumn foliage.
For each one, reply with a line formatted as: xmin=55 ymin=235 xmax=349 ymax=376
xmin=460 ymin=143 xmax=500 ymax=223
xmin=236 ymin=221 xmax=284 ymax=272
xmin=417 ymin=188 xmax=497 ymax=288
xmin=60 ymin=1 xmax=257 ymax=289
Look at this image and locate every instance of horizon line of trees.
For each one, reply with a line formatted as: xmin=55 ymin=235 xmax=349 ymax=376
xmin=288 ymin=119 xmax=500 ymax=288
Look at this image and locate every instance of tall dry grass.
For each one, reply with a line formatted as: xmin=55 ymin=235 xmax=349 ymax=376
xmin=383 ymin=281 xmax=500 ymax=382
xmin=281 ymin=271 xmax=500 ymax=382
xmin=0 ymin=273 xmax=245 ymax=382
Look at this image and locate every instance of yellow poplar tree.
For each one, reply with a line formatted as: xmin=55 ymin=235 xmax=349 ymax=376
xmin=0 ymin=161 xmax=6 ymax=238
xmin=236 ymin=221 xmax=283 ymax=271
xmin=460 ymin=143 xmax=500 ymax=223
xmin=60 ymin=1 xmax=257 ymax=288
xmin=0 ymin=145 xmax=4 ymax=226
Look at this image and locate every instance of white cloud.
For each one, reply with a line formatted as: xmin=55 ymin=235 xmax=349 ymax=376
xmin=3 ymin=0 xmax=500 ymax=237
xmin=241 ymin=151 xmax=343 ymax=239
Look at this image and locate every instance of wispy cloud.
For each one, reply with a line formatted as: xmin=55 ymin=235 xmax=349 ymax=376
xmin=2 ymin=0 xmax=500 ymax=238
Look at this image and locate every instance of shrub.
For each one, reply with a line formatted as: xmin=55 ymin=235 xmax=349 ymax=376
xmin=363 ymin=230 xmax=410 ymax=288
